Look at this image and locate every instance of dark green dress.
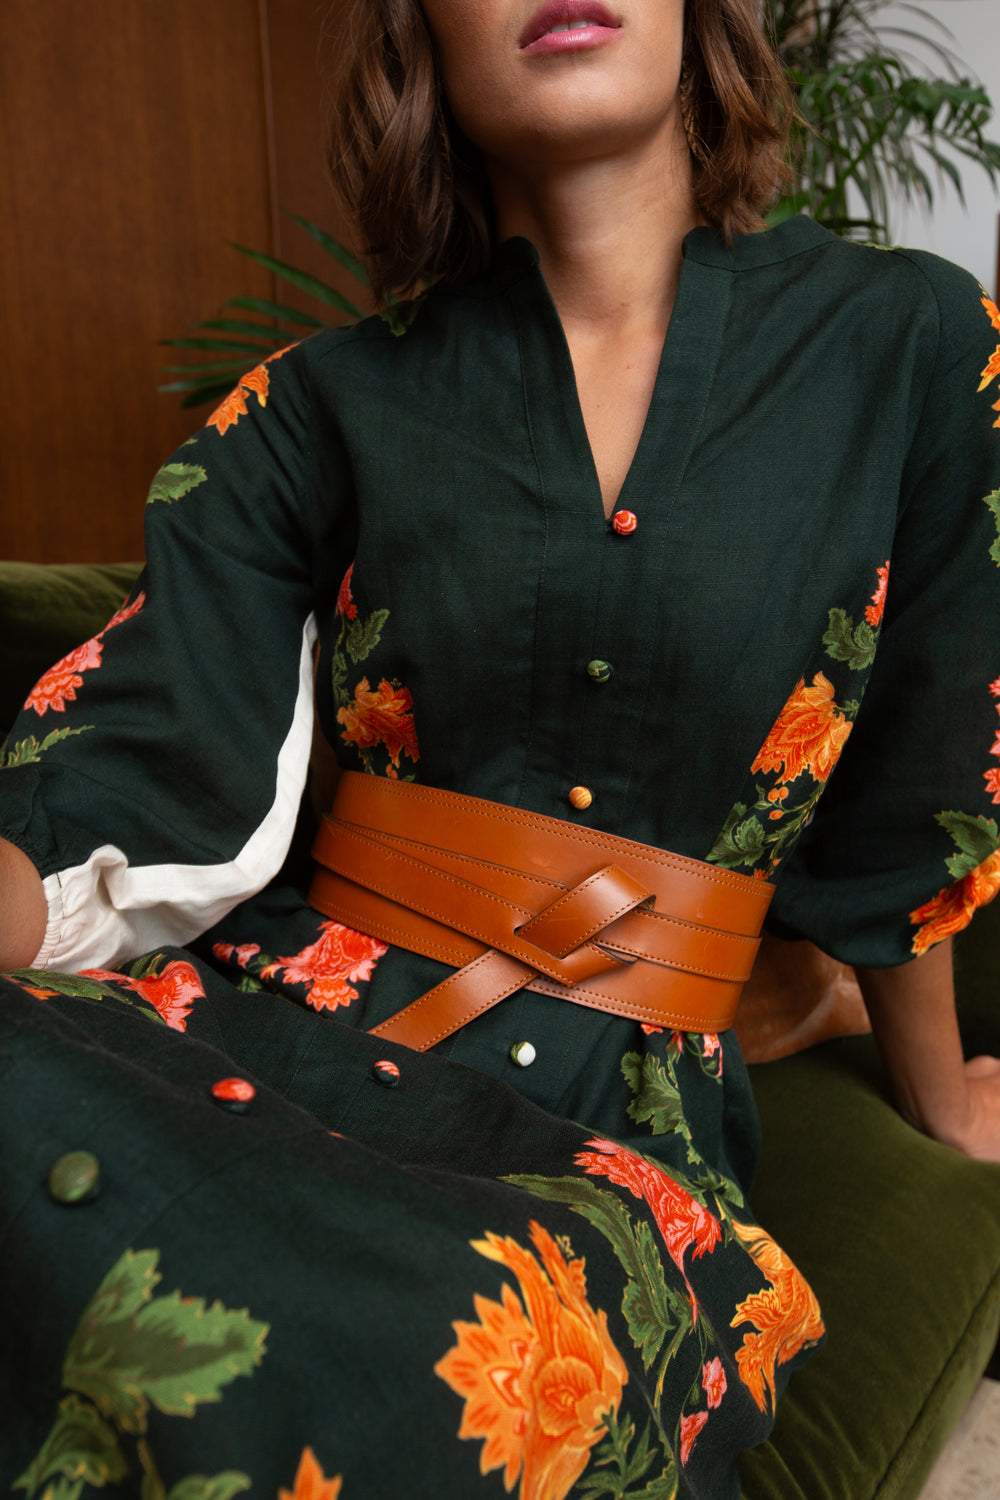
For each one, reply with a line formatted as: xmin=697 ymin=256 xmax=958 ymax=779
xmin=2 ymin=211 xmax=999 ymax=1499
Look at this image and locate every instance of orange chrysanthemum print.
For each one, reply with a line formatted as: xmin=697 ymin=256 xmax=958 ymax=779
xmin=206 ymin=342 xmax=298 ymax=436
xmin=259 ymin=919 xmax=388 ymax=1012
xmin=25 ymin=591 xmax=146 ymax=716
xmin=434 ymin=1218 xmax=627 ymax=1500
xmin=573 ymin=1136 xmax=722 ymax=1323
xmin=336 ymin=676 xmax=420 ymax=770
xmin=908 ymin=848 xmax=1000 ymax=956
xmin=728 ymin=1217 xmax=825 ymax=1416
xmin=750 ymin=671 xmax=853 ymax=786
xmin=978 ymin=291 xmax=1000 ymax=426
xmin=78 ymin=959 xmax=206 ymax=1031
xmin=278 ymin=1445 xmax=343 ymax=1500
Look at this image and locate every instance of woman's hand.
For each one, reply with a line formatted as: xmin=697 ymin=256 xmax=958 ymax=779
xmin=934 ymin=1055 xmax=1000 ymax=1163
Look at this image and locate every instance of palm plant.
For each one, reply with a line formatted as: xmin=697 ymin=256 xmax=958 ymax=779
xmin=768 ymin=0 xmax=1000 ymax=233
xmin=163 ymin=0 xmax=1000 ymax=409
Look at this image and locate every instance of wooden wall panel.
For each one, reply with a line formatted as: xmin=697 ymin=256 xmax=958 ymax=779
xmin=0 ymin=0 xmax=364 ymax=565
xmin=265 ymin=0 xmax=376 ymax=316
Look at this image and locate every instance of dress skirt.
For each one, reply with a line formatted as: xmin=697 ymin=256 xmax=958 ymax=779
xmin=0 ymin=902 xmax=827 ymax=1500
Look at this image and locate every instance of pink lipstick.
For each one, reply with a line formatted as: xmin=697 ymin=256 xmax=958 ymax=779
xmin=518 ymin=0 xmax=622 ymax=56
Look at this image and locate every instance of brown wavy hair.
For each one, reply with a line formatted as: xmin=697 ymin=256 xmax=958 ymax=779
xmin=323 ymin=0 xmax=800 ymax=310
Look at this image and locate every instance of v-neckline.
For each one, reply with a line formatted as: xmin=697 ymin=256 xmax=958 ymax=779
xmin=493 ymin=211 xmax=832 ymax=534
xmin=550 ymin=259 xmax=691 ymax=526
xmin=499 ymin=225 xmax=729 ymax=534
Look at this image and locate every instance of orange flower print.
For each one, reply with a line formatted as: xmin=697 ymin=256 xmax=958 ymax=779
xmin=3 ymin=976 xmax=58 ymax=1001
xmin=702 ymin=1355 xmax=727 ymax=1408
xmin=278 ymin=1445 xmax=343 ymax=1500
xmin=206 ymin=342 xmax=298 ymax=436
xmin=260 ymin=919 xmax=388 ymax=1012
xmin=679 ymin=1409 xmax=709 ymax=1466
xmin=751 ymin=671 xmax=853 ymax=786
xmin=336 ymin=562 xmax=358 ymax=620
xmin=865 ymin=559 xmax=890 ymax=627
xmin=78 ymin=960 xmax=205 ymax=1031
xmin=908 ymin=848 xmax=1000 ymax=956
xmin=336 ymin=676 xmax=420 ymax=770
xmin=985 ymin=767 xmax=1000 ymax=802
xmin=727 ymin=1217 xmax=826 ymax=1416
xmin=978 ymin=291 xmax=1000 ymax=426
xmin=573 ymin=1137 xmax=722 ymax=1323
xmin=25 ymin=591 xmax=147 ymax=716
xmin=434 ymin=1218 xmax=627 ymax=1500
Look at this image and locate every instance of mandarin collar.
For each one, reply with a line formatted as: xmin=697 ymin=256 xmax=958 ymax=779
xmin=489 ymin=210 xmax=834 ymax=289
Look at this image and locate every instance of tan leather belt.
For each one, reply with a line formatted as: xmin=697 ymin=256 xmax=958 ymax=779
xmin=308 ymin=770 xmax=776 ymax=1052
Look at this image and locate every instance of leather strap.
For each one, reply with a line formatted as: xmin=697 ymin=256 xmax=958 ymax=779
xmin=308 ymin=771 xmax=776 ymax=1051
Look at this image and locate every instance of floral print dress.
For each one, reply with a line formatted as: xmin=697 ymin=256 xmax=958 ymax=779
xmin=2 ymin=211 xmax=999 ymax=1500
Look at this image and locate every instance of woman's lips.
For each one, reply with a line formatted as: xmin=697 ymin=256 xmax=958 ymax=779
xmin=518 ymin=2 xmax=622 ymax=53
xmin=520 ymin=22 xmax=622 ymax=56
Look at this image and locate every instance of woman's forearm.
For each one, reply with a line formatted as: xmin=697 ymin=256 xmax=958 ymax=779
xmin=853 ymin=938 xmax=972 ymax=1147
xmin=0 ymin=837 xmax=47 ymax=971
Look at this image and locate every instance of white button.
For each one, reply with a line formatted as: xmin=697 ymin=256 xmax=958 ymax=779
xmin=509 ymin=1040 xmax=536 ymax=1067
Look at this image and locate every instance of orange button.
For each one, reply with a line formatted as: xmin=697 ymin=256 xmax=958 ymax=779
xmin=611 ymin=509 xmax=637 ymax=535
xmin=568 ymin=785 xmax=593 ymax=810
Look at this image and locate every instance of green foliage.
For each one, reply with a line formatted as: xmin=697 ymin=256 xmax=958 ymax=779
xmin=936 ymin=809 xmax=1000 ymax=878
xmin=985 ymin=489 xmax=1000 ymax=566
xmin=12 ymin=1394 xmax=126 ymax=1496
xmin=63 ymin=1247 xmax=269 ymax=1434
xmin=765 ymin=0 xmax=1000 ymax=236
xmin=621 ymin=1052 xmax=685 ymax=1135
xmin=1 ymin=725 xmax=94 ymax=769
xmin=575 ymin=1408 xmax=676 ymax=1499
xmin=704 ymin=804 xmax=765 ymax=869
xmin=500 ymin=1171 xmax=687 ymax=1370
xmin=146 ymin=461 xmax=208 ymax=507
xmin=822 ymin=605 xmax=879 ymax=670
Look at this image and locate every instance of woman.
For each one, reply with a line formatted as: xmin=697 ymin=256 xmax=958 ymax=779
xmin=1 ymin=0 xmax=999 ymax=1494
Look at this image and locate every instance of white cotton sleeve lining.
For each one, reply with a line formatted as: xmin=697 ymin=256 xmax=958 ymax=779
xmin=31 ymin=613 xmax=319 ymax=972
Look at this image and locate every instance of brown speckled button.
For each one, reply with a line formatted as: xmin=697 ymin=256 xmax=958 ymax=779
xmin=47 ymin=1150 xmax=101 ymax=1205
xmin=210 ymin=1076 xmax=257 ymax=1113
xmin=611 ymin=509 xmax=638 ymax=535
xmin=567 ymin=785 xmax=593 ymax=810
xmin=371 ymin=1058 xmax=400 ymax=1088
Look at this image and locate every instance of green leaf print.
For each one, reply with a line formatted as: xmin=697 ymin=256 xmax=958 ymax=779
xmin=6 ymin=969 xmax=123 ymax=1003
xmin=985 ymin=488 xmax=1000 ymax=566
xmin=822 ymin=606 xmax=878 ymax=671
xmin=936 ymin=809 xmax=1000 ymax=879
xmin=12 ymin=1394 xmax=126 ymax=1497
xmin=574 ymin=1409 xmax=675 ymax=1499
xmin=135 ymin=1439 xmax=252 ymax=1500
xmin=345 ymin=607 xmax=389 ymax=663
xmin=621 ymin=1053 xmax=685 ymax=1135
xmin=1 ymin=726 xmax=94 ymax=769
xmin=4 ymin=968 xmax=166 ymax=1027
xmin=500 ymin=1173 xmax=683 ymax=1371
xmin=145 ymin=461 xmax=208 ymax=506
xmin=703 ymin=805 xmax=765 ymax=869
xmin=165 ymin=1475 xmax=253 ymax=1500
xmin=63 ymin=1247 xmax=269 ymax=1435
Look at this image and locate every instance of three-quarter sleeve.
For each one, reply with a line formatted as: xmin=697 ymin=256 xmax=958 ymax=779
xmin=763 ymin=249 xmax=1000 ymax=968
xmin=0 ymin=334 xmax=353 ymax=972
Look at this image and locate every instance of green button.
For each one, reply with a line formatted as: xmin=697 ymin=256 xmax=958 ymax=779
xmin=47 ymin=1150 xmax=101 ymax=1205
xmin=586 ymin=659 xmax=613 ymax=683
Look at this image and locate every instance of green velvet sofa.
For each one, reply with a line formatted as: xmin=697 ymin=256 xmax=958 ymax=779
xmin=2 ymin=561 xmax=999 ymax=1500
